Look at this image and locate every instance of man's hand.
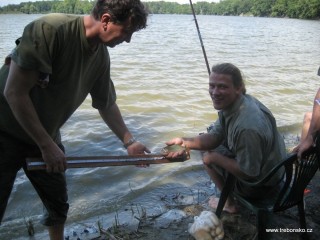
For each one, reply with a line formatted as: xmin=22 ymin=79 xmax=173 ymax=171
xmin=127 ymin=141 xmax=150 ymax=155
xmin=41 ymin=142 xmax=67 ymax=173
xmin=164 ymin=138 xmax=186 ymax=158
xmin=292 ymin=135 xmax=314 ymax=159
xmin=165 ymin=137 xmax=184 ymax=147
xmin=127 ymin=141 xmax=150 ymax=167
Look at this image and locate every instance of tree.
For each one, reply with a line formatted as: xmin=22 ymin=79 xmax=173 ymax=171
xmin=251 ymin=0 xmax=276 ymax=17
xmin=271 ymin=0 xmax=288 ymax=17
xmin=65 ymin=0 xmax=78 ymax=13
xmin=0 ymin=0 xmax=319 ymax=20
xmin=74 ymin=0 xmax=93 ymax=14
xmin=296 ymin=0 xmax=320 ymax=19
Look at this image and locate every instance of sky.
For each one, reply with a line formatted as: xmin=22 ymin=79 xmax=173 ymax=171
xmin=0 ymin=0 xmax=219 ymax=7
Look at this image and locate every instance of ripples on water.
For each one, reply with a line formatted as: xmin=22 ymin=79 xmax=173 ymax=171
xmin=0 ymin=14 xmax=319 ymax=239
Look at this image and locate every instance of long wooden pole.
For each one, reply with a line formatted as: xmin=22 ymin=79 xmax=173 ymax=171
xmin=26 ymin=153 xmax=189 ymax=170
xmin=189 ymin=0 xmax=211 ymax=75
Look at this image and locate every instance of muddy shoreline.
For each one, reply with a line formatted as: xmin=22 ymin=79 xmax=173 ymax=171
xmin=64 ymin=171 xmax=320 ymax=240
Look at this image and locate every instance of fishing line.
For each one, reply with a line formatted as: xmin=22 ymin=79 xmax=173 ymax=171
xmin=189 ymin=0 xmax=212 ymax=131
xmin=189 ymin=0 xmax=211 ymax=76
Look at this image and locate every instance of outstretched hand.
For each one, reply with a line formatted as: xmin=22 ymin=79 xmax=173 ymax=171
xmin=164 ymin=138 xmax=187 ymax=159
xmin=127 ymin=141 xmax=151 ymax=167
xmin=165 ymin=137 xmax=184 ymax=147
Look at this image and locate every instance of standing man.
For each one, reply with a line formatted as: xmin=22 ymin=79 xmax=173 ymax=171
xmin=166 ymin=63 xmax=286 ymax=213
xmin=0 ymin=0 xmax=149 ymax=239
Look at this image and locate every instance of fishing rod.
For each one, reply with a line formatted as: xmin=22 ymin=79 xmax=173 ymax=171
xmin=189 ymin=0 xmax=211 ymax=76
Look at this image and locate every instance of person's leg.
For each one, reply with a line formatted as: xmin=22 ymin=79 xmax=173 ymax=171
xmin=300 ymin=112 xmax=312 ymax=141
xmin=0 ymin=133 xmax=24 ymax=223
xmin=24 ymin=169 xmax=68 ymax=240
xmin=48 ymin=224 xmax=64 ymax=240
xmin=202 ymin=152 xmax=238 ymax=213
xmin=24 ymin=143 xmax=68 ymax=240
xmin=0 ymin=170 xmax=19 ymax=222
xmin=0 ymin=132 xmax=68 ymax=239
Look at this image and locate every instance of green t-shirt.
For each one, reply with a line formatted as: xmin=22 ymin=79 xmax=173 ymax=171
xmin=0 ymin=13 xmax=116 ymax=144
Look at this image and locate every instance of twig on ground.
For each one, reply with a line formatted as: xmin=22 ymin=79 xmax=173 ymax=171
xmin=24 ymin=217 xmax=35 ymax=236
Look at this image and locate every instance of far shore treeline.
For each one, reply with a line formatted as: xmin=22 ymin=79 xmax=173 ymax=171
xmin=0 ymin=0 xmax=319 ymax=20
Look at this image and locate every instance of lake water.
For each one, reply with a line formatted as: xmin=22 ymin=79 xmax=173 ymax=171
xmin=0 ymin=13 xmax=319 ymax=239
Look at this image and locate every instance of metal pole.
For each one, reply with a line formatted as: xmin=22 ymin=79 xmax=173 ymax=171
xmin=26 ymin=153 xmax=189 ymax=170
xmin=189 ymin=0 xmax=211 ymax=75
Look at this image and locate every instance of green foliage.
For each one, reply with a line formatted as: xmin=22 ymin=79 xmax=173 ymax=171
xmin=285 ymin=0 xmax=320 ymax=19
xmin=144 ymin=0 xmax=319 ymax=19
xmin=251 ymin=0 xmax=276 ymax=17
xmin=271 ymin=0 xmax=287 ymax=17
xmin=0 ymin=0 xmax=95 ymax=14
xmin=0 ymin=0 xmax=319 ymax=19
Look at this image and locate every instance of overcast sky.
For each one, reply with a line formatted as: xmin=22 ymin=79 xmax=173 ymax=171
xmin=0 ymin=0 xmax=219 ymax=7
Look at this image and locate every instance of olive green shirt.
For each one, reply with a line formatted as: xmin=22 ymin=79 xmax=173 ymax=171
xmin=0 ymin=13 xmax=116 ymax=144
xmin=209 ymin=94 xmax=286 ymax=186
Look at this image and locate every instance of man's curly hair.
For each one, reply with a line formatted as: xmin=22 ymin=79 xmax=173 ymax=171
xmin=91 ymin=0 xmax=148 ymax=32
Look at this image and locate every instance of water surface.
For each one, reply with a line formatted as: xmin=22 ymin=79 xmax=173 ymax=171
xmin=0 ymin=13 xmax=319 ymax=239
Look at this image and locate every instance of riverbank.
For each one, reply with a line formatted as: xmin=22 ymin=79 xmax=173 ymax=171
xmin=62 ymin=172 xmax=320 ymax=240
xmin=59 ymin=134 xmax=319 ymax=240
xmin=3 ymin=134 xmax=318 ymax=240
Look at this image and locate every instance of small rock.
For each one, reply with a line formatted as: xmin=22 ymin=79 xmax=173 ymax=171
xmin=155 ymin=209 xmax=187 ymax=228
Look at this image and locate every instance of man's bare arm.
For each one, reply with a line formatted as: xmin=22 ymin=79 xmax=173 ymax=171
xmin=99 ymin=102 xmax=150 ymax=154
xmin=4 ymin=61 xmax=66 ymax=172
xmin=165 ymin=133 xmax=222 ymax=158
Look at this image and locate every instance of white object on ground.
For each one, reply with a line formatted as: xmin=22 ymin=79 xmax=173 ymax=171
xmin=188 ymin=210 xmax=224 ymax=240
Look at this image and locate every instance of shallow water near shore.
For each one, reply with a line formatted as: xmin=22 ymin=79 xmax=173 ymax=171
xmin=0 ymin=13 xmax=319 ymax=239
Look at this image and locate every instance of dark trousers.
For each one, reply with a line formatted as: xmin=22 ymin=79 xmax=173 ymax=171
xmin=0 ymin=131 xmax=69 ymax=226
